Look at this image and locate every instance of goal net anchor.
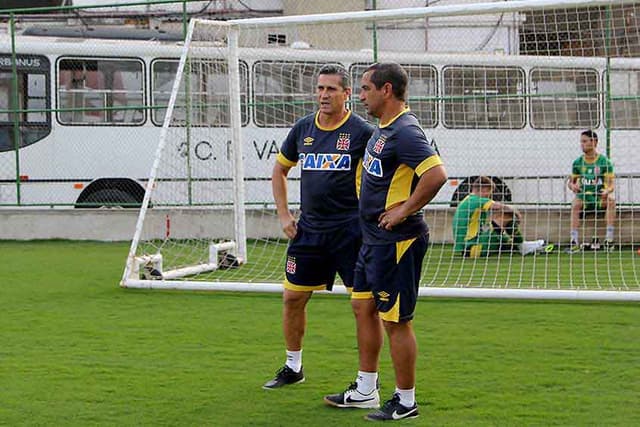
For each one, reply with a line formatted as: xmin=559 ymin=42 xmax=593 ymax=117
xmin=129 ymin=241 xmax=242 ymax=282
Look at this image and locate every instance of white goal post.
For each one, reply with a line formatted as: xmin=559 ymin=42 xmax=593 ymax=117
xmin=122 ymin=0 xmax=640 ymax=301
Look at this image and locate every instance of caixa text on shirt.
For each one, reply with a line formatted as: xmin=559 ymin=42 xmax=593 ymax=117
xmin=363 ymin=151 xmax=383 ymax=177
xmin=298 ymin=153 xmax=351 ymax=170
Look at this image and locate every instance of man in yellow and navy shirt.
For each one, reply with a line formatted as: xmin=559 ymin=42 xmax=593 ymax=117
xmin=264 ymin=64 xmax=374 ymax=390
xmin=325 ymin=62 xmax=447 ymax=422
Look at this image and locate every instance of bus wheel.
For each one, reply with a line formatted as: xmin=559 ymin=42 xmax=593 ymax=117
xmin=75 ymin=178 xmax=144 ymax=208
xmin=450 ymin=176 xmax=512 ymax=208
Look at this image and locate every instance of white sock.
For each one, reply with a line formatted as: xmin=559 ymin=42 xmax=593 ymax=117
xmin=356 ymin=371 xmax=378 ymax=394
xmin=570 ymin=229 xmax=579 ymax=245
xmin=395 ymin=387 xmax=415 ymax=407
xmin=285 ymin=349 xmax=302 ymax=372
xmin=519 ymin=241 xmax=536 ymax=255
xmin=606 ymin=225 xmax=614 ymax=241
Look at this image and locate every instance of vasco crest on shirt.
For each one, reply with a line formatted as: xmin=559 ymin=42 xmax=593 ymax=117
xmin=373 ymin=135 xmax=387 ymax=154
xmin=336 ymin=133 xmax=351 ymax=151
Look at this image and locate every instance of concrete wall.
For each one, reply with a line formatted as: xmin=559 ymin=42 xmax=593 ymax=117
xmin=0 ymin=208 xmax=282 ymax=241
xmin=1 ymin=208 xmax=637 ymax=243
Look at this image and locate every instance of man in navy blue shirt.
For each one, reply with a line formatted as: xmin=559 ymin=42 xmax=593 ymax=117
xmin=263 ymin=64 xmax=374 ymax=390
xmin=324 ymin=63 xmax=447 ymax=421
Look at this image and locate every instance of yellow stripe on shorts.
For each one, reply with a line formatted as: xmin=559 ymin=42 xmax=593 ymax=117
xmin=379 ymin=294 xmax=401 ymax=322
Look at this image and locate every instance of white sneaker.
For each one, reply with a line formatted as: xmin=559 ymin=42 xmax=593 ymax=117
xmin=324 ymin=381 xmax=380 ymax=409
xmin=519 ymin=239 xmax=545 ymax=256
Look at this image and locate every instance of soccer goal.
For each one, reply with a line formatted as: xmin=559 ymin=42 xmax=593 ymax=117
xmin=122 ymin=0 xmax=640 ymax=301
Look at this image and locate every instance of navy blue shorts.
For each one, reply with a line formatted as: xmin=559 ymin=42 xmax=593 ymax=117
xmin=352 ymin=233 xmax=428 ymax=322
xmin=284 ymin=219 xmax=361 ymax=292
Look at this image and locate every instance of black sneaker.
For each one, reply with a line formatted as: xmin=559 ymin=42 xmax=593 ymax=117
xmin=324 ymin=381 xmax=380 ymax=409
xmin=603 ymin=239 xmax=616 ymax=253
xmin=365 ymin=393 xmax=418 ymax=421
xmin=262 ymin=365 xmax=304 ymax=389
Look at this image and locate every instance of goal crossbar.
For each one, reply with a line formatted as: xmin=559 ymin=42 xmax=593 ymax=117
xmin=225 ymin=0 xmax=639 ymax=27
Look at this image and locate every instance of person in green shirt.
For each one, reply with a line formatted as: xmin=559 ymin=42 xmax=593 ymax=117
xmin=453 ymin=176 xmax=545 ymax=258
xmin=566 ymin=130 xmax=616 ymax=253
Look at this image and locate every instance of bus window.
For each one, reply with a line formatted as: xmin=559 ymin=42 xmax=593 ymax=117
xmin=350 ymin=63 xmax=438 ymax=128
xmin=151 ymin=59 xmax=248 ymax=127
xmin=530 ymin=68 xmax=599 ymax=129
xmin=443 ymin=65 xmax=525 ymax=129
xmin=27 ymin=74 xmax=47 ymax=122
xmin=57 ymin=58 xmax=144 ymax=125
xmin=607 ymin=69 xmax=640 ymax=129
xmin=0 ymin=55 xmax=51 ymax=152
xmin=0 ymin=78 xmax=10 ymax=123
xmin=253 ymin=61 xmax=325 ymax=127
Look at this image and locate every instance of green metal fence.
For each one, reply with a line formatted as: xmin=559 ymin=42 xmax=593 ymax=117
xmin=0 ymin=1 xmax=638 ymax=208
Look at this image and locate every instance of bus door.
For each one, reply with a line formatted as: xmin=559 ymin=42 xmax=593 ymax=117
xmin=0 ymin=54 xmax=51 ymax=205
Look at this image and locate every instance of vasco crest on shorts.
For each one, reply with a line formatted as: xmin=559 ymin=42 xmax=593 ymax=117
xmin=286 ymin=256 xmax=297 ymax=274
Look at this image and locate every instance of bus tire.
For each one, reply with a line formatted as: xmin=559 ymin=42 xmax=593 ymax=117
xmin=75 ymin=178 xmax=144 ymax=208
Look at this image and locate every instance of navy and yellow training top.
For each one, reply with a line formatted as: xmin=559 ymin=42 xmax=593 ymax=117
xmin=359 ymin=109 xmax=442 ymax=244
xmin=277 ymin=110 xmax=374 ymax=232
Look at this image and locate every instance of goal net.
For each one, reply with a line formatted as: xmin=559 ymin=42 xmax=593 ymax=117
xmin=122 ymin=0 xmax=640 ymax=300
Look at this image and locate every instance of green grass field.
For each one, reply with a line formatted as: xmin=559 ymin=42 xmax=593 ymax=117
xmin=1 ymin=241 xmax=639 ymax=426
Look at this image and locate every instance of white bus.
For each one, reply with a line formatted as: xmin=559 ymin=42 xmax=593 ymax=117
xmin=1 ymin=31 xmax=639 ymax=208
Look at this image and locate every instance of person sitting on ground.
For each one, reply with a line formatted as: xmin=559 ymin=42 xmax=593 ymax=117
xmin=453 ymin=176 xmax=546 ymax=258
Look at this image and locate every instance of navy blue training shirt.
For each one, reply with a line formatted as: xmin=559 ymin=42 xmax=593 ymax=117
xmin=359 ymin=109 xmax=443 ymax=244
xmin=277 ymin=111 xmax=374 ymax=232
